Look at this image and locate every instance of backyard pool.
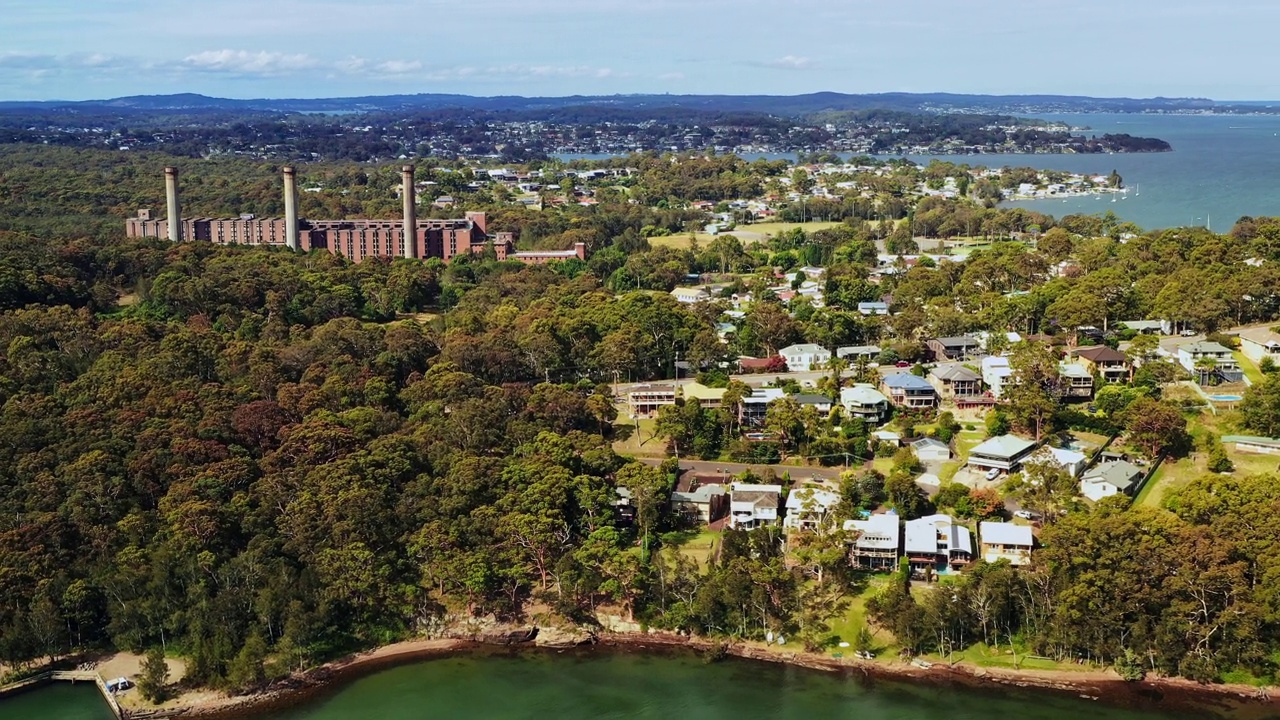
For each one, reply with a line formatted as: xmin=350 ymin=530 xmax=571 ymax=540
xmin=1209 ymin=394 xmax=1243 ymax=402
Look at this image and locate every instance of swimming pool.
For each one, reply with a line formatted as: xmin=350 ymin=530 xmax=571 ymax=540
xmin=1210 ymin=394 xmax=1243 ymax=402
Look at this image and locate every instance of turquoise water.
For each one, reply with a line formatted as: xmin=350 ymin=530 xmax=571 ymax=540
xmin=0 ymin=653 xmax=1207 ymax=720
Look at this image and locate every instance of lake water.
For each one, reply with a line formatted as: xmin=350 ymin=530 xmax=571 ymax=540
xmin=562 ymin=113 xmax=1280 ymax=230
xmin=7 ymin=652 xmax=1193 ymax=720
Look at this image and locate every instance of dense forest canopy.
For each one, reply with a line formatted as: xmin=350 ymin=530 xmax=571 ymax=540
xmin=5 ymin=144 xmax=1280 ymax=693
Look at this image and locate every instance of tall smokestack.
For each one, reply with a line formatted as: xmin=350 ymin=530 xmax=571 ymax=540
xmin=164 ymin=166 xmax=181 ymax=242
xmin=402 ymin=164 xmax=416 ymax=259
xmin=283 ymin=166 xmax=299 ymax=251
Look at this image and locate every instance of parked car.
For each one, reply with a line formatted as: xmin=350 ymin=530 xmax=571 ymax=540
xmin=985 ymin=468 xmax=1001 ymax=481
xmin=1180 ymin=329 xmax=1197 ymax=337
xmin=1014 ymin=510 xmax=1036 ymax=520
xmin=895 ymin=360 xmax=911 ymax=368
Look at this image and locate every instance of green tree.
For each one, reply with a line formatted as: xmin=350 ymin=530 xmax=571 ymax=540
xmin=137 ymin=647 xmax=171 ymax=704
xmin=1240 ymin=373 xmax=1280 ymax=437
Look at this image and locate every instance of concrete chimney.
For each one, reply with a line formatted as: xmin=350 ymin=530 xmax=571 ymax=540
xmin=164 ymin=166 xmax=181 ymax=242
xmin=283 ymin=166 xmax=299 ymax=251
xmin=401 ymin=164 xmax=417 ymax=259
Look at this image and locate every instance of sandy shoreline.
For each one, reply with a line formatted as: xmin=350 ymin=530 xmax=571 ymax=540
xmin=10 ymin=630 xmax=1278 ymax=719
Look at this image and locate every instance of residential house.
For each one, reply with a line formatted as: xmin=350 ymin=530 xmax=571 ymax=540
xmin=836 ymin=345 xmax=881 ymax=362
xmin=880 ymin=373 xmax=938 ymax=409
xmin=681 ymin=382 xmax=727 ymax=410
xmin=729 ymin=483 xmax=783 ymax=529
xmin=1239 ymin=327 xmax=1280 ymax=366
xmin=670 ymin=287 xmax=711 ymax=304
xmin=1120 ymin=319 xmax=1171 ymax=335
xmin=981 ymin=355 xmax=1014 ymax=399
xmin=927 ymin=365 xmax=983 ymax=401
xmin=627 ymin=383 xmax=676 ymax=418
xmin=844 ymin=513 xmax=902 ymax=570
xmin=780 ymin=343 xmax=832 ymax=371
xmin=978 ymin=522 xmax=1034 ymax=566
xmin=927 ymin=336 xmax=982 ymax=362
xmin=783 ymin=487 xmax=841 ymax=532
xmin=1058 ymin=362 xmax=1095 ymax=399
xmin=1080 ymin=460 xmax=1144 ymax=502
xmin=614 ymin=487 xmax=635 ymax=524
xmin=1177 ymin=341 xmax=1244 ymax=384
xmin=872 ymin=429 xmax=902 ymax=446
xmin=904 ymin=514 xmax=973 ymax=573
xmin=1223 ymin=435 xmax=1280 ymax=456
xmin=671 ymin=484 xmax=728 ymax=525
xmin=911 ymin=437 xmax=952 ymax=464
xmin=840 ymin=384 xmax=891 ymax=424
xmin=1073 ymin=345 xmax=1130 ymax=384
xmin=792 ymin=393 xmax=834 ymax=414
xmin=967 ymin=434 xmax=1038 ymax=475
xmin=741 ymin=387 xmax=785 ymax=426
xmin=857 ymin=301 xmax=890 ymax=316
xmin=1044 ymin=446 xmax=1087 ymax=477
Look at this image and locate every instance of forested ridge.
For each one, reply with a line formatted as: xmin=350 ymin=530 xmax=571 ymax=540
xmin=7 ymin=146 xmax=1280 ymax=692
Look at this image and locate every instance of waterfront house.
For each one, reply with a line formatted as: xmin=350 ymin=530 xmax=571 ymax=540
xmin=911 ymin=437 xmax=952 ymax=464
xmin=729 ymin=483 xmax=782 ymax=529
xmin=627 ymin=383 xmax=676 ymax=418
xmin=880 ymin=373 xmax=938 ymax=409
xmin=981 ymin=355 xmax=1014 ymax=399
xmin=904 ymin=514 xmax=973 ymax=574
xmin=783 ymin=487 xmax=841 ymax=532
xmin=1224 ymin=435 xmax=1280 ymax=455
xmin=927 ymin=365 xmax=983 ymax=401
xmin=1239 ymin=327 xmax=1280 ymax=366
xmin=671 ymin=483 xmax=727 ymax=525
xmin=1058 ymin=362 xmax=1095 ymax=399
xmin=1080 ymin=460 xmax=1144 ymax=502
xmin=840 ymin=384 xmax=891 ymax=424
xmin=927 ymin=336 xmax=982 ymax=362
xmin=1176 ymin=341 xmax=1243 ymax=384
xmin=978 ymin=522 xmax=1034 ymax=566
xmin=741 ymin=387 xmax=785 ymax=426
xmin=780 ymin=343 xmax=832 ymax=372
xmin=1072 ymin=346 xmax=1130 ymax=383
xmin=967 ymin=434 xmax=1038 ymax=476
xmin=845 ymin=513 xmax=902 ymax=570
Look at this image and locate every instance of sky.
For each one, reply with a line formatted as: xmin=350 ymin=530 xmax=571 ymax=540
xmin=3 ymin=0 xmax=1278 ymax=101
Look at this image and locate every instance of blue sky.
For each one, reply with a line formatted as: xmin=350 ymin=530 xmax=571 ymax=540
xmin=3 ymin=0 xmax=1278 ymax=101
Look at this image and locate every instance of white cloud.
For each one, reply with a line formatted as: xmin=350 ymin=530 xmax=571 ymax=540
xmin=763 ymin=55 xmax=814 ymax=70
xmin=183 ymin=50 xmax=321 ymax=75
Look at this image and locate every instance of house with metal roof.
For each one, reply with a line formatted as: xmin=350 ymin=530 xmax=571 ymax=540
xmin=905 ymin=514 xmax=973 ymax=573
xmin=880 ymin=373 xmax=938 ymax=409
xmin=911 ymin=437 xmax=952 ymax=464
xmin=927 ymin=364 xmax=983 ymax=401
xmin=1058 ymin=362 xmax=1095 ymax=399
xmin=729 ymin=483 xmax=783 ymax=529
xmin=927 ymin=336 xmax=982 ymax=362
xmin=1224 ymin=435 xmax=1280 ymax=456
xmin=784 ymin=487 xmax=841 ymax=532
xmin=1239 ymin=327 xmax=1280 ymax=367
xmin=857 ymin=301 xmax=890 ymax=316
xmin=780 ymin=343 xmax=832 ymax=372
xmin=840 ymin=384 xmax=891 ymax=423
xmin=844 ymin=513 xmax=901 ymax=570
xmin=1177 ymin=341 xmax=1243 ymax=384
xmin=1080 ymin=460 xmax=1144 ymax=502
xmin=671 ymin=483 xmax=728 ymax=525
xmin=836 ymin=344 xmax=881 ymax=361
xmin=978 ymin=521 xmax=1034 ymax=566
xmin=967 ymin=434 xmax=1038 ymax=474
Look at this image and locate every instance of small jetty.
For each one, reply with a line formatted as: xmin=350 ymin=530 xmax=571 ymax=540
xmin=0 ymin=669 xmax=128 ymax=718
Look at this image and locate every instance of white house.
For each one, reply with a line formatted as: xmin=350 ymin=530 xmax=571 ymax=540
xmin=905 ymin=514 xmax=973 ymax=572
xmin=783 ymin=487 xmax=841 ymax=532
xmin=729 ymin=483 xmax=783 ymax=529
xmin=978 ymin=522 xmax=1034 ymax=566
xmin=1043 ymin=446 xmax=1087 ymax=477
xmin=981 ymin=355 xmax=1014 ymax=399
xmin=780 ymin=343 xmax=833 ymax=371
xmin=1176 ymin=341 xmax=1243 ymax=383
xmin=911 ymin=437 xmax=952 ymax=464
xmin=1079 ymin=460 xmax=1144 ymax=502
xmin=840 ymin=384 xmax=891 ymax=424
xmin=844 ymin=513 xmax=901 ymax=570
xmin=837 ymin=345 xmax=881 ymax=361
xmin=670 ymin=287 xmax=711 ymax=304
xmin=1239 ymin=327 xmax=1280 ymax=366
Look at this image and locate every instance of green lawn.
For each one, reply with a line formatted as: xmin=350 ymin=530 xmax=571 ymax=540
xmin=669 ymin=529 xmax=720 ymax=567
xmin=1137 ymin=409 xmax=1280 ymax=508
xmin=1235 ymin=351 xmax=1265 ymax=385
xmin=923 ymin=643 xmax=1097 ymax=672
xmin=825 ymin=577 xmax=894 ymax=655
xmin=612 ymin=417 xmax=664 ymax=458
xmin=647 ymin=233 xmax=721 ymax=249
xmin=731 ymin=221 xmax=842 ymax=237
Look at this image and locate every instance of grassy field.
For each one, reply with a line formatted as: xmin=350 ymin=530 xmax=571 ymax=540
xmin=646 ymin=221 xmax=844 ymax=250
xmin=730 ymin=221 xmax=843 ymax=237
xmin=669 ymin=529 xmax=720 ymax=567
xmin=1235 ymin=350 xmax=1266 ymax=385
xmin=612 ymin=417 xmax=665 ymax=458
xmin=1136 ymin=407 xmax=1280 ymax=508
xmin=825 ymin=577 xmax=890 ymax=653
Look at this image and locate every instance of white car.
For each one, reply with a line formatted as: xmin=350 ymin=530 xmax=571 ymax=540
xmin=985 ymin=468 xmax=1001 ymax=481
xmin=1180 ymin=329 xmax=1197 ymax=337
xmin=1014 ymin=510 xmax=1036 ymax=520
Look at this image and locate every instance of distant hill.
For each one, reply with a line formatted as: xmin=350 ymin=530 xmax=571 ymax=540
xmin=2 ymin=91 xmax=1270 ymax=117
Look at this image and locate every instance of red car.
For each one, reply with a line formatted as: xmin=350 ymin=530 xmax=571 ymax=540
xmin=895 ymin=361 xmax=911 ymax=368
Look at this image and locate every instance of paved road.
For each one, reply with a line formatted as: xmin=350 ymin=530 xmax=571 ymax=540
xmin=639 ymin=457 xmax=851 ymax=483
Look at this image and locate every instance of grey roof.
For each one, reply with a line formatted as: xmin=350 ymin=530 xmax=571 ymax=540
xmin=1224 ymin=435 xmax=1280 ymax=448
xmin=1082 ymin=460 xmax=1144 ymax=490
xmin=672 ymin=484 xmax=726 ymax=504
xmin=883 ymin=373 xmax=934 ymax=390
xmin=1180 ymin=341 xmax=1233 ymax=355
xmin=970 ymin=434 xmax=1037 ymax=460
xmin=1058 ymin=363 xmax=1092 ymax=379
xmin=933 ymin=336 xmax=980 ymax=348
xmin=905 ymin=514 xmax=971 ymax=555
xmin=791 ymin=393 xmax=832 ymax=406
xmin=841 ymin=384 xmax=889 ymax=406
xmin=845 ymin=514 xmax=901 ymax=551
xmin=837 ymin=344 xmax=882 ymax=357
xmin=929 ymin=365 xmax=981 ymax=382
xmin=912 ymin=437 xmax=950 ymax=452
xmin=780 ymin=343 xmax=829 ymax=355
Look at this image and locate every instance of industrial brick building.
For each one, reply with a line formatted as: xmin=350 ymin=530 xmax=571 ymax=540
xmin=125 ymin=166 xmax=586 ymax=265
